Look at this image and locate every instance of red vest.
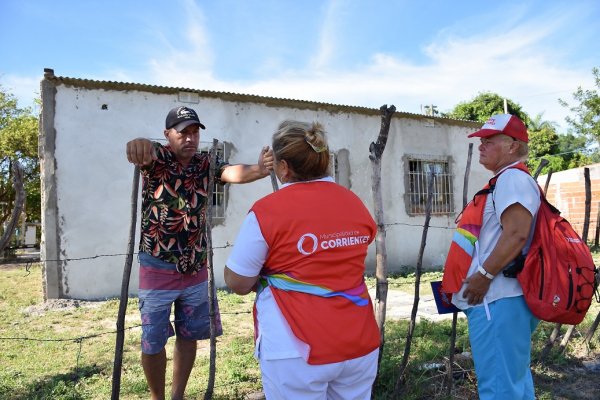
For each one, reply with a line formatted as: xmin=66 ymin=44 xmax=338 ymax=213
xmin=442 ymin=162 xmax=530 ymax=293
xmin=251 ymin=181 xmax=380 ymax=364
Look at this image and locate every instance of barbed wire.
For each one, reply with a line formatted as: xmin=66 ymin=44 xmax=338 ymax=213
xmin=0 ymin=313 xmax=263 ymax=396
xmin=8 ymin=214 xmax=595 ymax=266
xmin=0 ymin=266 xmax=442 ymax=346
xmin=5 ymin=225 xmax=598 ymax=269
xmin=1 ymin=260 xmax=596 ymax=396
xmin=0 ymin=311 xmax=253 ymax=344
xmin=0 ymin=220 xmax=460 ymax=266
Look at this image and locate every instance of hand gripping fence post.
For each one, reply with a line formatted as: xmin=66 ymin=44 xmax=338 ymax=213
xmin=111 ymin=166 xmax=140 ymax=400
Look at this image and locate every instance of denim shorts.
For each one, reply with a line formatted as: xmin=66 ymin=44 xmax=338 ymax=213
xmin=138 ymin=253 xmax=222 ymax=354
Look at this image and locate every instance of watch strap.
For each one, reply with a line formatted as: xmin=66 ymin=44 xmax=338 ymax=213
xmin=477 ymin=265 xmax=494 ymax=280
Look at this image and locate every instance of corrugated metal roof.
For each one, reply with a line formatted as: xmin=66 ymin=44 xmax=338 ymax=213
xmin=42 ymin=68 xmax=479 ymax=128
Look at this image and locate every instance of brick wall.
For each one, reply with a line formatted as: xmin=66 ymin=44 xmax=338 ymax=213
xmin=538 ymin=163 xmax=600 ymax=243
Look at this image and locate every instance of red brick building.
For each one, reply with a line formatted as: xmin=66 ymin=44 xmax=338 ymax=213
xmin=537 ymin=163 xmax=600 ymax=243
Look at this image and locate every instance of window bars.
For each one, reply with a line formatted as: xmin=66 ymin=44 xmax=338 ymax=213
xmin=405 ymin=155 xmax=454 ymax=216
xmin=329 ymin=152 xmax=338 ymax=183
xmin=200 ymin=141 xmax=228 ymax=220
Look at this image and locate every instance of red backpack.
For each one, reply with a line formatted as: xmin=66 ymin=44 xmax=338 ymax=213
xmin=518 ymin=194 xmax=598 ymax=325
xmin=487 ymin=166 xmax=598 ymax=325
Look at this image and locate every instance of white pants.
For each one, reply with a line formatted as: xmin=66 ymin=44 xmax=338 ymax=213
xmin=259 ymin=348 xmax=379 ymax=400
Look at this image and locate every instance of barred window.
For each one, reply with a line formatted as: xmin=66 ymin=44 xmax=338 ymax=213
xmin=404 ymin=155 xmax=454 ymax=216
xmin=200 ymin=141 xmax=229 ymax=221
xmin=329 ymin=152 xmax=339 ymax=183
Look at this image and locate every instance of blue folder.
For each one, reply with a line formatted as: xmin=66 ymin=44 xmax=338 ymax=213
xmin=430 ymin=281 xmax=461 ymax=314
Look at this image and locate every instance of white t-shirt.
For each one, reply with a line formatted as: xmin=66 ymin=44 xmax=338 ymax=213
xmin=226 ymin=177 xmax=335 ymax=360
xmin=452 ymin=163 xmax=540 ymax=310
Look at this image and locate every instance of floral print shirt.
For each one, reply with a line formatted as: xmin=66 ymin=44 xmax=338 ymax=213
xmin=139 ymin=142 xmax=226 ymax=273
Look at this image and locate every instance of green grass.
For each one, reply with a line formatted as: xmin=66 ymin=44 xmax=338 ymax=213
xmin=1 ymin=258 xmax=599 ymax=399
xmin=0 ymin=264 xmax=261 ymax=399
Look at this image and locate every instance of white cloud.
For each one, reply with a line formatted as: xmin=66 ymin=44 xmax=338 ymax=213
xmin=6 ymin=1 xmax=596 ymax=132
xmin=0 ymin=74 xmax=41 ymax=110
xmin=146 ymin=0 xmax=216 ymax=88
xmin=309 ymin=0 xmax=341 ymax=70
xmin=207 ymin=5 xmax=595 ymax=129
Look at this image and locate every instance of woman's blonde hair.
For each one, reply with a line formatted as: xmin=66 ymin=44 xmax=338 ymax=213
xmin=272 ymin=120 xmax=330 ymax=181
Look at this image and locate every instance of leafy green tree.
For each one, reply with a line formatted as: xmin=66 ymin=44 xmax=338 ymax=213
xmin=556 ymin=133 xmax=598 ymax=165
xmin=0 ymin=85 xmax=39 ymax=228
xmin=444 ymin=91 xmax=530 ymax=125
xmin=445 ymin=92 xmax=597 ymax=174
xmin=557 ymin=132 xmax=587 ymax=155
xmin=559 ymin=67 xmax=600 ymax=148
xmin=528 ymin=113 xmax=559 ymax=157
xmin=526 ymin=113 xmax=561 ymax=174
xmin=528 ymin=154 xmax=565 ymax=178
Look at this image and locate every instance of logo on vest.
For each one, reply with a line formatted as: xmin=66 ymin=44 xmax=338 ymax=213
xmin=297 ymin=233 xmax=319 ymax=255
xmin=297 ymin=231 xmax=371 ymax=256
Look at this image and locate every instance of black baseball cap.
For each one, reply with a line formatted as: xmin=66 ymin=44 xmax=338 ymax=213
xmin=165 ymin=106 xmax=206 ymax=131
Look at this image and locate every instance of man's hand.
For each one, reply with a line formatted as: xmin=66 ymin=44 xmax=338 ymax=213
xmin=126 ymin=138 xmax=157 ymax=166
xmin=258 ymin=146 xmax=274 ymax=177
xmin=462 ymin=272 xmax=492 ymax=305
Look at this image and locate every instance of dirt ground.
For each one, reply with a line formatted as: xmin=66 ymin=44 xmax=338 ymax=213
xmin=532 ymin=348 xmax=600 ymax=400
xmin=414 ymin=348 xmax=600 ymax=400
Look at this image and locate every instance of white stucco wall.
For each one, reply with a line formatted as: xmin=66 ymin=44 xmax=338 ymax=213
xmin=41 ymin=78 xmax=488 ymax=299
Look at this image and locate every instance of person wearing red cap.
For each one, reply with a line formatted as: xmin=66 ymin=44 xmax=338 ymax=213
xmin=442 ymin=114 xmax=540 ymax=399
xmin=126 ymin=106 xmax=273 ymax=400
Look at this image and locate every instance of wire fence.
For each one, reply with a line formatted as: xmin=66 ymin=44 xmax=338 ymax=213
xmin=4 ymin=258 xmax=599 ymax=400
xmin=0 ymin=258 xmax=450 ymax=399
xmin=0 ymin=263 xmax=261 ymax=397
xmin=2 ymin=154 xmax=599 ymax=396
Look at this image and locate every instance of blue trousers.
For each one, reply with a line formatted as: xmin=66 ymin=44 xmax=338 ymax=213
xmin=464 ymin=296 xmax=539 ymax=400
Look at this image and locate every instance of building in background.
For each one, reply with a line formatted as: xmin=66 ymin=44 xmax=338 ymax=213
xmin=40 ymin=69 xmax=486 ymax=300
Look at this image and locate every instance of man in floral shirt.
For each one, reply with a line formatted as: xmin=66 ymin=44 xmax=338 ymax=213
xmin=126 ymin=106 xmax=273 ymax=400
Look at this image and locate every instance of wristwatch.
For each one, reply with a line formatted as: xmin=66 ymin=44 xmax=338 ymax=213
xmin=477 ymin=265 xmax=495 ymax=280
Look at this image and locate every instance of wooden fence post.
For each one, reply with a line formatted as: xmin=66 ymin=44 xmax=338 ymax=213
xmin=203 ymin=139 xmax=219 ymax=400
xmin=394 ymin=169 xmax=436 ymax=397
xmin=533 ymin=159 xmax=549 ymax=180
xmin=582 ymin=168 xmax=591 ymax=243
xmin=594 ymin=201 xmax=600 ymax=248
xmin=269 ymin=171 xmax=279 ymax=192
xmin=368 ymin=104 xmax=396 ymax=369
xmin=111 ymin=166 xmax=140 ymax=400
xmin=543 ymin=170 xmax=553 ymax=196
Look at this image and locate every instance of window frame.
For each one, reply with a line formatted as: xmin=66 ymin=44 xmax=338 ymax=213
xmin=403 ymin=154 xmax=455 ymax=216
xmin=199 ymin=141 xmax=230 ymax=223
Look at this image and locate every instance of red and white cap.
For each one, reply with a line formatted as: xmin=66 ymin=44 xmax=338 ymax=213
xmin=468 ymin=114 xmax=528 ymax=143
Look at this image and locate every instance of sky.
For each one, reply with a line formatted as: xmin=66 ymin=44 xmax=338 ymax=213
xmin=1 ymin=0 xmax=599 ymax=131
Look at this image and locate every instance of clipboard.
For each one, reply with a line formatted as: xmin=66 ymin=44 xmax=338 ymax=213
xmin=430 ymin=281 xmax=460 ymax=314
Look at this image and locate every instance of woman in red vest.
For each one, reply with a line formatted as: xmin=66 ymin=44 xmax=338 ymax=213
xmin=225 ymin=120 xmax=380 ymax=399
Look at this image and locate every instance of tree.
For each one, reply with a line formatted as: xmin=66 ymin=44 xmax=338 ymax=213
xmin=527 ymin=113 xmax=560 ymax=174
xmin=444 ymin=91 xmax=530 ymax=125
xmin=445 ymin=93 xmax=596 ymax=174
xmin=560 ymin=67 xmax=600 ymax=148
xmin=0 ymin=85 xmax=39 ymax=236
xmin=557 ymin=133 xmax=597 ymax=166
xmin=528 ymin=113 xmax=559 ymax=156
